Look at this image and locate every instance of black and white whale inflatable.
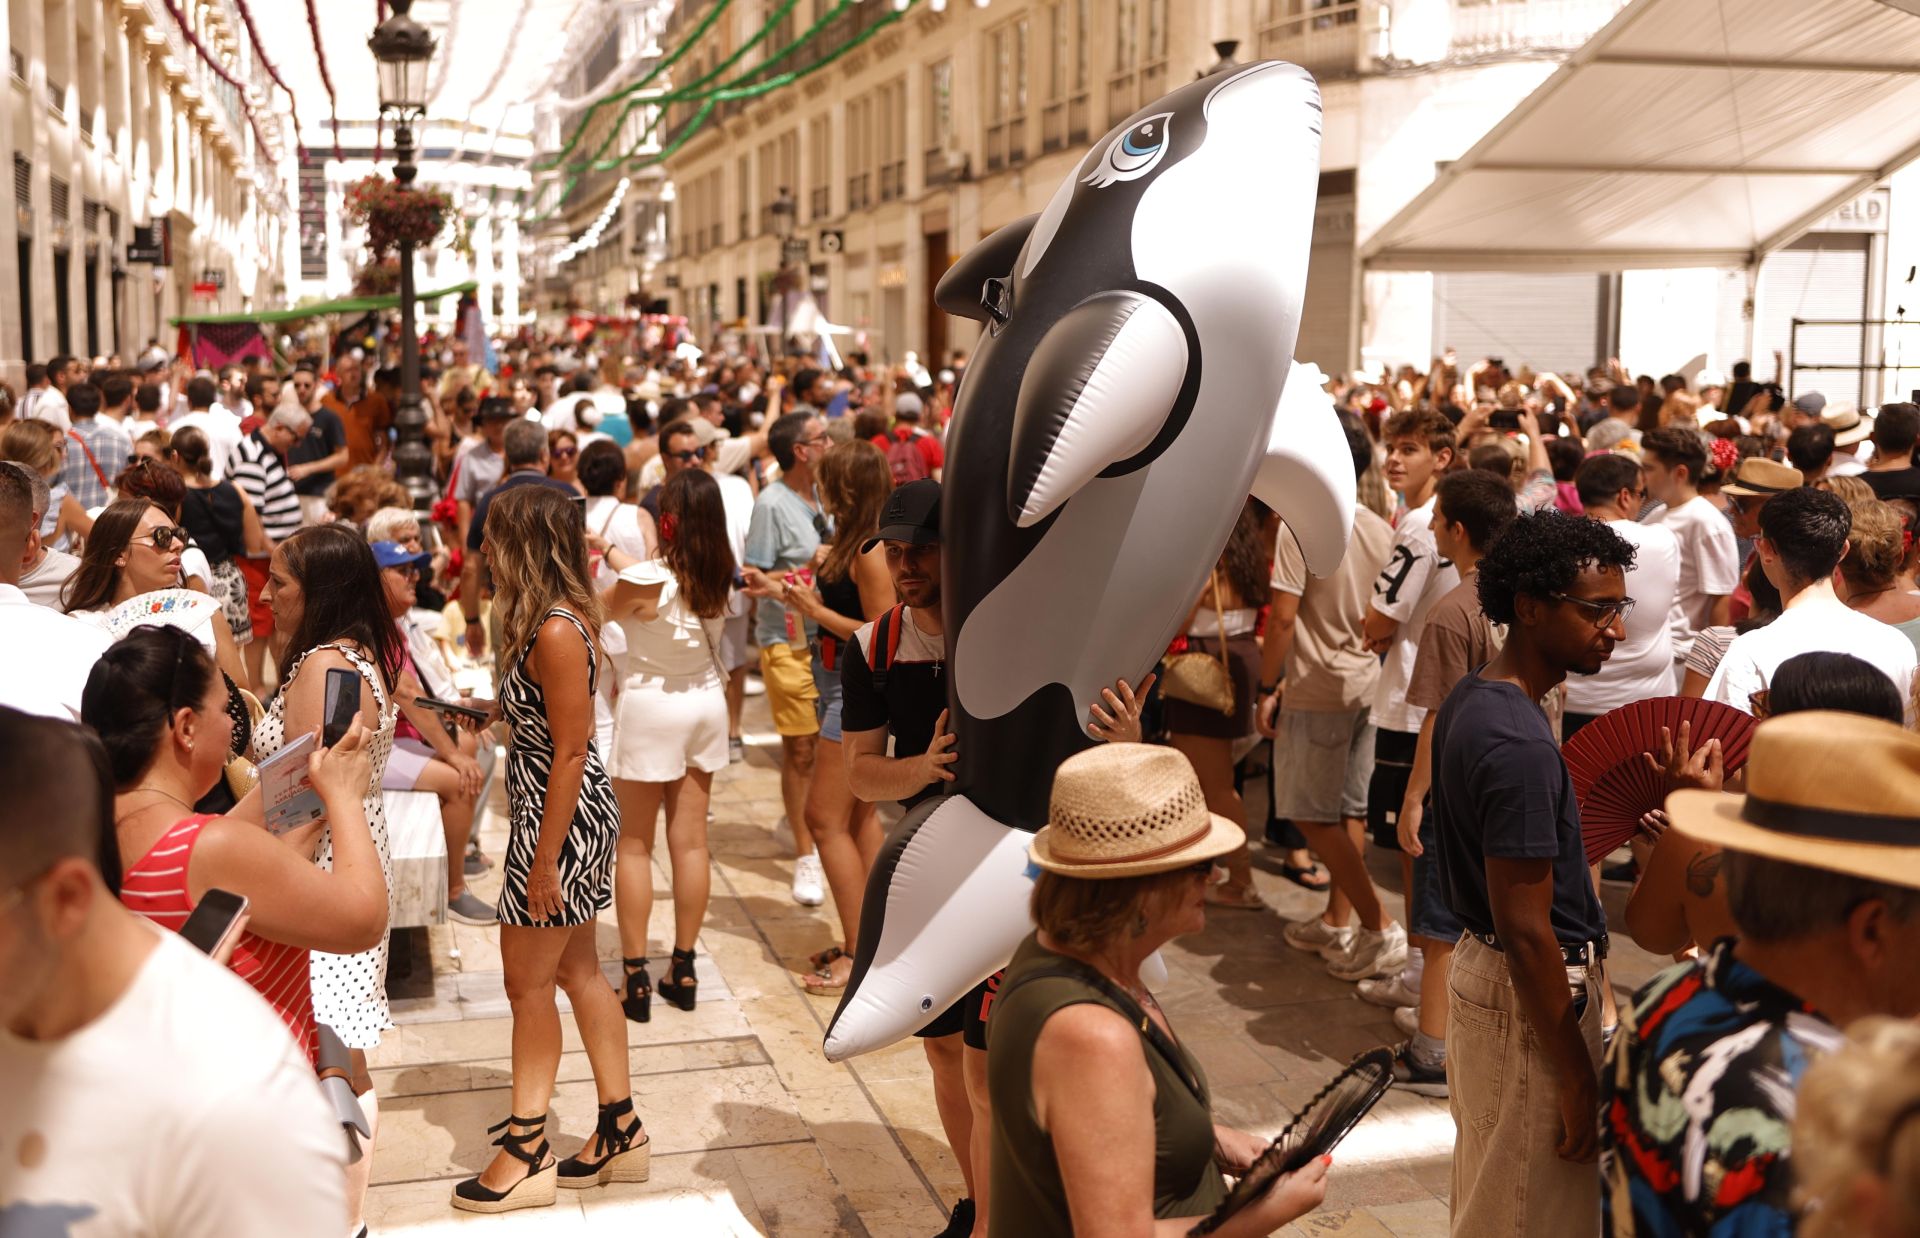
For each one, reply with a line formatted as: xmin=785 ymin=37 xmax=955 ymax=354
xmin=824 ymin=59 xmax=1356 ymax=1061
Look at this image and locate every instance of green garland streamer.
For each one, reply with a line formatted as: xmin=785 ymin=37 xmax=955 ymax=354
xmin=528 ymin=0 xmax=920 ymax=225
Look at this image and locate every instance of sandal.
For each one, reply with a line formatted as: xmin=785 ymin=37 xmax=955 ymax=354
xmin=1205 ymin=883 xmax=1269 ymax=910
xmin=621 ymin=957 xmax=651 ymax=1024
xmin=1279 ymin=862 xmax=1331 ymax=891
xmin=807 ymin=944 xmax=846 ymax=971
xmin=803 ymin=951 xmax=854 ymax=994
xmin=451 ymin=1114 xmax=557 ymax=1213
xmin=557 ymin=1097 xmax=651 ymax=1188
xmin=656 ymin=947 xmax=698 ymax=1012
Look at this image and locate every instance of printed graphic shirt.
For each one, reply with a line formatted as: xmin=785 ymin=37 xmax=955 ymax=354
xmin=1369 ymin=497 xmax=1458 ymax=734
xmin=1601 ymin=939 xmax=1842 ymax=1238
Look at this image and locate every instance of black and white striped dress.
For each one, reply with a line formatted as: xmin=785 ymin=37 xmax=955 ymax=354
xmin=497 ymin=606 xmax=621 ymax=927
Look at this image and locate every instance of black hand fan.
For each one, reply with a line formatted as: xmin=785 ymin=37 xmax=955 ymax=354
xmin=1189 ymin=1047 xmax=1394 ymax=1235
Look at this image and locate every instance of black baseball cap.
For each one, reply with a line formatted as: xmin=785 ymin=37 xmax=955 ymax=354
xmin=478 ymin=396 xmax=516 ymax=420
xmin=861 ymin=479 xmax=941 ymax=552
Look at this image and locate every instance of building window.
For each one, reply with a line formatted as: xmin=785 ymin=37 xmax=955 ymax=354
xmin=808 ymin=115 xmax=833 ymax=219
xmin=986 ymin=17 xmax=1029 ymax=172
xmin=1041 ymin=3 xmax=1092 ymax=152
xmin=876 ymin=78 xmax=906 ymax=202
xmin=737 ymin=154 xmax=752 ymax=241
xmin=1108 ymin=0 xmax=1168 ymax=124
xmin=846 ymin=95 xmax=872 ymax=211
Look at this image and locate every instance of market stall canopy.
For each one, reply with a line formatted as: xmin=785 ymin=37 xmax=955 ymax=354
xmin=170 ymin=281 xmax=479 ymax=326
xmin=1362 ymin=0 xmax=1920 ymax=273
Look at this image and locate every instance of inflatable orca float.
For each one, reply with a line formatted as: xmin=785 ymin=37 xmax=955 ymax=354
xmin=823 ymin=59 xmax=1356 ymax=1061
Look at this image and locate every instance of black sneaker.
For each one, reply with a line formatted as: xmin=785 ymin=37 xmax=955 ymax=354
xmin=1602 ymin=858 xmax=1639 ymax=884
xmin=1388 ymin=1041 xmax=1448 ymax=1098
xmin=934 ymin=1198 xmax=974 ymax=1237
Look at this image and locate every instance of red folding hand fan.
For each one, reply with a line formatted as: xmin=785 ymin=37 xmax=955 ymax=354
xmin=1562 ymin=696 xmax=1756 ymax=864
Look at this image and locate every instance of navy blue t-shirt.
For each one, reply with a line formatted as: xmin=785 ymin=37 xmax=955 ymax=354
xmin=466 ymin=471 xmax=580 ymax=551
xmin=1430 ymin=672 xmax=1606 ymax=946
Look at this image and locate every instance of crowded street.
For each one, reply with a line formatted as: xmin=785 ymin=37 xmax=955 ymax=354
xmin=7 ymin=1 xmax=1920 ymax=1236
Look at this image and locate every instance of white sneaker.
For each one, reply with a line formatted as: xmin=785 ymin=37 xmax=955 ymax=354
xmin=1327 ymin=921 xmax=1410 ymax=982
xmin=792 ymin=853 xmax=825 ymax=906
xmin=1357 ymin=970 xmax=1422 ymax=1010
xmin=743 ymin=675 xmax=767 ymax=697
xmin=1282 ymin=917 xmax=1355 ymax=960
xmin=1393 ymin=1005 xmax=1420 ymax=1038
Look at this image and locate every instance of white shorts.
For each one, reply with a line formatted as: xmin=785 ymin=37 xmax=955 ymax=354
xmin=608 ymin=670 xmax=730 ymax=782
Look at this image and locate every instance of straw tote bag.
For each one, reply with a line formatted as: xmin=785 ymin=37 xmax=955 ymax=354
xmin=1160 ymin=573 xmax=1236 ymax=716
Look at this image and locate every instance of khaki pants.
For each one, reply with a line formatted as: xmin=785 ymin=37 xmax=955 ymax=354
xmin=1446 ymin=934 xmax=1602 ymax=1237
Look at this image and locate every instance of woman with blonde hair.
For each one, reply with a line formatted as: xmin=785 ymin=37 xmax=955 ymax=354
xmin=1 ymin=417 xmax=90 ymax=547
xmin=1793 ymin=1016 xmax=1920 ymax=1238
xmin=1840 ymin=498 xmax=1920 ymax=651
xmin=601 ymin=469 xmax=737 ymax=1020
xmin=787 ymin=439 xmax=896 ymax=992
xmin=448 ymin=483 xmax=640 ymax=1213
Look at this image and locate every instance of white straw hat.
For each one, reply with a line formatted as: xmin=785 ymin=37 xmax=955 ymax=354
xmin=1029 ymin=744 xmax=1245 ymax=879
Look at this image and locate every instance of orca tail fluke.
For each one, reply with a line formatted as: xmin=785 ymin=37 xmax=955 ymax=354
xmin=1253 ymin=359 xmax=1357 ymax=578
xmin=823 ymin=795 xmax=1036 ymax=1062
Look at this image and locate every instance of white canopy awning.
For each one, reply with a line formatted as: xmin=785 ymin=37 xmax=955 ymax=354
xmin=1362 ymin=0 xmax=1920 ymax=273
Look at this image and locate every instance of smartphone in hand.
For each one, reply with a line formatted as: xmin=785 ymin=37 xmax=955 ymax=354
xmin=179 ymin=888 xmax=249 ymax=956
xmin=323 ymin=667 xmax=359 ymax=748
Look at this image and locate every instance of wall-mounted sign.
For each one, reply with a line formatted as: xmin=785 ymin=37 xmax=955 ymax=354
xmin=127 ymin=220 xmax=170 ymax=265
xmin=199 ymin=268 xmax=226 ymax=288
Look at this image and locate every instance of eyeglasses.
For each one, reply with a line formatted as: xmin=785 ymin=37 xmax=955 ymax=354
xmin=138 ymin=526 xmax=190 ymax=551
xmin=1181 ymin=859 xmax=1217 ymax=879
xmin=553 ymin=446 xmax=577 ymax=460
xmin=1546 ymin=592 xmax=1635 ymax=627
xmin=795 ymin=433 xmax=828 ymax=450
xmin=667 ymin=448 xmax=707 ymax=463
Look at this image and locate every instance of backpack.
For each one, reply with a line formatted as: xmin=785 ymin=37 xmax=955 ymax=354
xmin=867 ymin=603 xmax=909 ymax=694
xmin=887 ymin=430 xmax=931 ymax=485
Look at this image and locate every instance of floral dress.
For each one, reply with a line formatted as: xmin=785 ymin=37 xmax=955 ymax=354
xmin=250 ymin=642 xmax=397 ymax=1050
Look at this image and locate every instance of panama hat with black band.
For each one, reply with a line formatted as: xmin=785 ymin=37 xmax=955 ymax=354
xmin=1721 ymin=457 xmax=1804 ymax=500
xmin=1029 ymin=744 xmax=1245 ymax=880
xmin=1666 ymin=711 xmax=1920 ymax=891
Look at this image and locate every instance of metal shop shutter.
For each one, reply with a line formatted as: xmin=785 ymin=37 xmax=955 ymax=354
xmin=1432 ymin=271 xmax=1608 ymax=376
xmin=1758 ymin=233 xmax=1869 ymax=408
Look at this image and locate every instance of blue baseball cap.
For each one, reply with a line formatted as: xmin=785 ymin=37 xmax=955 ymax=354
xmin=370 ymin=540 xmax=431 ymax=573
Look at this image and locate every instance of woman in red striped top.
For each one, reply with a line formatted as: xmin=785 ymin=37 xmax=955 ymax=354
xmin=82 ymin=624 xmax=389 ymax=1064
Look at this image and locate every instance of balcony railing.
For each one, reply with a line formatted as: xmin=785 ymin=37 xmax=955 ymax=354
xmin=1256 ymin=1 xmax=1366 ymax=80
xmin=847 ymin=171 xmax=871 ymax=212
xmin=878 ymin=159 xmax=905 ymax=202
xmin=9 ymin=47 xmax=23 ymax=83
xmin=810 ymin=185 xmax=829 ymax=219
xmin=1040 ymin=94 xmax=1089 ymax=153
xmin=985 ymin=118 xmax=1026 ymax=172
xmin=1447 ymin=0 xmax=1629 ymax=59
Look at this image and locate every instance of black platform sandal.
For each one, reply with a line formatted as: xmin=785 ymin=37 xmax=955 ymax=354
xmin=621 ymin=956 xmax=651 ymax=1023
xmin=450 ymin=1113 xmax=557 ymax=1213
xmin=557 ymin=1096 xmax=651 ymax=1188
xmin=657 ymin=947 xmax=698 ymax=1012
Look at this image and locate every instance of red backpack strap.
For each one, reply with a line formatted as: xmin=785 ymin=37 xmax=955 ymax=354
xmin=868 ymin=603 xmax=908 ymax=692
xmin=68 ymin=430 xmax=110 ymax=491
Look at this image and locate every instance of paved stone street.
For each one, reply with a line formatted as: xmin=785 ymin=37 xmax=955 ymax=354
xmin=365 ymin=697 xmax=1668 ymax=1237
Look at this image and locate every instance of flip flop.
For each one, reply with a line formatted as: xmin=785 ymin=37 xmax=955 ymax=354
xmin=807 ymin=945 xmax=847 ymax=972
xmin=1279 ymin=862 xmax=1331 ymax=891
xmin=1205 ymin=883 xmax=1268 ymax=910
xmin=802 ymin=954 xmax=853 ymax=994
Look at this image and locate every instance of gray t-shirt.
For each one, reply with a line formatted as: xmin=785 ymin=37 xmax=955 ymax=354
xmin=744 ymin=481 xmax=824 ymax=647
xmin=454 ymin=441 xmax=506 ymax=506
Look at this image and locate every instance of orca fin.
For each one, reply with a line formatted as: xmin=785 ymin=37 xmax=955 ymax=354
xmin=1008 ymin=290 xmax=1189 ymax=528
xmin=934 ymin=214 xmax=1040 ymax=322
xmin=1252 ymin=360 xmax=1357 ymax=577
xmin=824 ymin=794 xmax=1036 ymax=1061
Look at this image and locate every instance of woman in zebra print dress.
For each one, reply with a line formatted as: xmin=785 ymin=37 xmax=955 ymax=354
xmin=449 ymin=484 xmax=645 ymax=1215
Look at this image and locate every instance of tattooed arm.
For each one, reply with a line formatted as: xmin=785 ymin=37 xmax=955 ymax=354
xmin=1626 ymin=823 xmax=1731 ymax=958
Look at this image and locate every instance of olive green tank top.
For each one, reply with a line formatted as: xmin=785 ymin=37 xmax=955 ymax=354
xmin=986 ymin=933 xmax=1229 ymax=1237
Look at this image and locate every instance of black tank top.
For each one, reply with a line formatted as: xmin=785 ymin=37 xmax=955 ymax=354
xmin=818 ymin=570 xmax=865 ymax=624
xmin=181 ymin=483 xmax=244 ymax=564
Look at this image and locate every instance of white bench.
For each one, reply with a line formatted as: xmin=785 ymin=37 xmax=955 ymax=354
xmin=383 ymin=789 xmax=448 ymax=928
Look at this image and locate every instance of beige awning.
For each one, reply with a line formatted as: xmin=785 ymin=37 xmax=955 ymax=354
xmin=1362 ymin=0 xmax=1920 ymax=272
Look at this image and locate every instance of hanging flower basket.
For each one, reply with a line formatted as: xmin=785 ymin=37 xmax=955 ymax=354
xmin=352 ymin=257 xmax=403 ymax=297
xmin=344 ymin=175 xmax=451 ymax=257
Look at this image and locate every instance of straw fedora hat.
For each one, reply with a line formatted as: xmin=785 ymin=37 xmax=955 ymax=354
xmin=1029 ymin=744 xmax=1245 ymax=879
xmin=1721 ymin=457 xmax=1804 ymax=499
xmin=1666 ymin=711 xmax=1920 ymax=891
xmin=1823 ymin=404 xmax=1874 ymax=448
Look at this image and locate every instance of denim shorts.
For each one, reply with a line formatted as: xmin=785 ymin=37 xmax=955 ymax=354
xmin=1271 ymin=707 xmax=1374 ymax=823
xmin=812 ymin=644 xmax=845 ymax=743
xmin=1410 ymin=810 xmax=1464 ymax=942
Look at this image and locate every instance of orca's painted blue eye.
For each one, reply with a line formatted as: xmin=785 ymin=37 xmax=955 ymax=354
xmin=1083 ymin=111 xmax=1174 ymax=188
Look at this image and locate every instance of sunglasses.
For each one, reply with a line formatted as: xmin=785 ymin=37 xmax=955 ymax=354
xmin=667 ymin=447 xmax=708 ymax=463
xmin=1181 ymin=859 xmax=1217 ymax=879
xmin=138 ymin=526 xmax=190 ymax=551
xmin=553 ymin=446 xmax=578 ymax=460
xmin=1546 ymin=591 xmax=1635 ymax=627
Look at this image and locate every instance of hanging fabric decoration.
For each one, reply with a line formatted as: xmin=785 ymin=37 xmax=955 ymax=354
xmin=231 ymin=0 xmax=304 ymax=157
xmin=303 ymin=0 xmax=343 ymax=159
xmin=156 ymin=0 xmax=278 ymax=161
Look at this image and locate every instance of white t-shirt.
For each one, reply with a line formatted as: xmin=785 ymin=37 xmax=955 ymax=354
xmin=28 ymin=385 xmax=71 ymax=431
xmin=1566 ymin=519 xmax=1681 ymax=713
xmin=166 ymin=408 xmax=243 ymax=482
xmin=1659 ymin=495 xmax=1739 ymax=661
xmin=0 ymin=928 xmax=347 ymax=1237
xmin=0 ymin=582 xmax=111 ymax=721
xmin=1705 ymin=595 xmax=1919 ymax=719
xmin=1368 ymin=497 xmax=1459 ymax=734
xmin=584 ymin=496 xmax=654 ymax=591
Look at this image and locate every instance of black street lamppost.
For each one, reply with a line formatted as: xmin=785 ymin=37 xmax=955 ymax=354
xmin=369 ymin=0 xmax=437 ymax=508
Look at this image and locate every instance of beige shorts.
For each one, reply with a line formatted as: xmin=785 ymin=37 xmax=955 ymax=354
xmin=759 ymin=641 xmax=820 ymax=737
